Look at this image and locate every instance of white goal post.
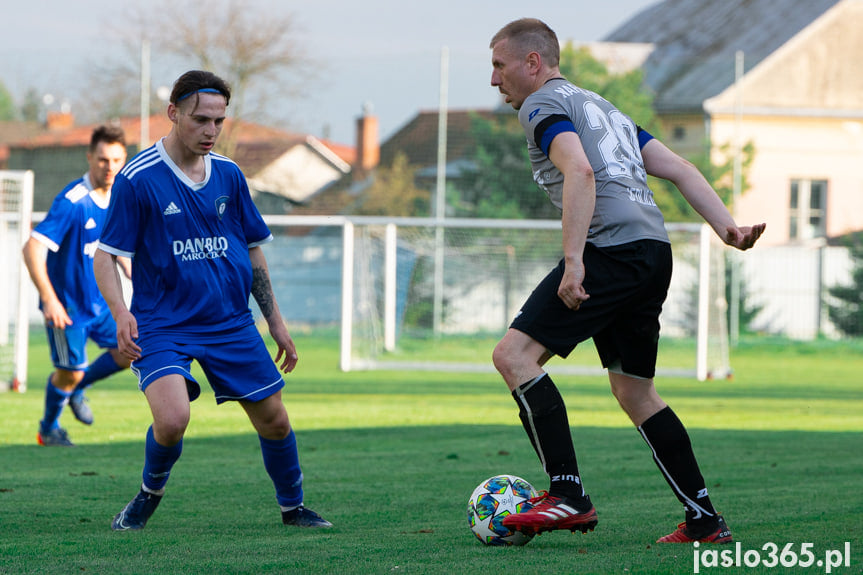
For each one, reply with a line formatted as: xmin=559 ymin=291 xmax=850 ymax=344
xmin=0 ymin=170 xmax=34 ymax=392
xmin=262 ymin=216 xmax=730 ymax=381
xmin=0 ymin=207 xmax=729 ymax=392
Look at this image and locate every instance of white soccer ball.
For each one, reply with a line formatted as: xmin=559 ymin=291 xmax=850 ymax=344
xmin=467 ymin=474 xmax=538 ymax=546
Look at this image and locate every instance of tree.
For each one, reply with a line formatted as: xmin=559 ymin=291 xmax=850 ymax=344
xmin=648 ymin=141 xmax=755 ymax=222
xmin=827 ymin=234 xmax=863 ymax=336
xmin=458 ymin=44 xmax=755 ymax=223
xmin=725 ymin=257 xmax=763 ymax=334
xmin=98 ymin=0 xmax=312 ymax=153
xmin=559 ymin=43 xmax=659 ymax=135
xmin=19 ymin=88 xmax=42 ymax=122
xmin=453 ymin=44 xmax=661 ymax=220
xmin=351 ymin=152 xmax=429 ymax=217
xmin=0 ymin=80 xmax=17 ymax=121
xmin=560 ymin=43 xmax=757 ymax=222
xmin=453 ymin=113 xmax=558 ymax=219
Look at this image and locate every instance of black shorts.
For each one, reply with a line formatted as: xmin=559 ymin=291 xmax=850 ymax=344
xmin=510 ymin=239 xmax=672 ymax=379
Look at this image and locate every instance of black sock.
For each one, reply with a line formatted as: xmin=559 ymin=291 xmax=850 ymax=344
xmin=512 ymin=373 xmax=587 ymax=502
xmin=638 ymin=406 xmax=718 ymax=527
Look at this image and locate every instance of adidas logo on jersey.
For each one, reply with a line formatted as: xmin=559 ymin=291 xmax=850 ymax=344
xmin=85 ymin=218 xmax=97 ymax=229
xmin=163 ymin=202 xmax=182 ymax=216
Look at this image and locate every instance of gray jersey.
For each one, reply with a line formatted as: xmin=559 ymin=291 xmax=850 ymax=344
xmin=518 ymin=78 xmax=669 ymax=247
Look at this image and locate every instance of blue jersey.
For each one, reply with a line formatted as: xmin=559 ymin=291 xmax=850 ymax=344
xmin=32 ymin=174 xmax=109 ymax=322
xmin=98 ymin=139 xmax=273 ymax=341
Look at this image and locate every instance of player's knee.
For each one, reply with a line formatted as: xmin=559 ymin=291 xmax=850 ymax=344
xmin=258 ymin=417 xmax=291 ymax=441
xmin=53 ymin=369 xmax=84 ymax=390
xmin=155 ymin=427 xmax=186 ymax=446
xmin=492 ymin=341 xmax=514 ymax=376
xmin=245 ymin=399 xmax=291 ymax=440
xmin=494 ymin=340 xmax=536 ymax=385
xmin=152 ymin=417 xmax=189 ymax=445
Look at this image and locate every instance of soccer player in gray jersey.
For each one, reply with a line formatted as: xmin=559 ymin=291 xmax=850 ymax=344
xmin=489 ymin=18 xmax=765 ymax=544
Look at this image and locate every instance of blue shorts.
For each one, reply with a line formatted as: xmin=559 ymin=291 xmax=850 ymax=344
xmin=130 ymin=323 xmax=284 ymax=404
xmin=46 ymin=309 xmax=118 ymax=371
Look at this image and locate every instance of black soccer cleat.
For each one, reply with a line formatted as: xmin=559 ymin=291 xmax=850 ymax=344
xmin=281 ymin=506 xmax=333 ymax=528
xmin=37 ymin=426 xmax=75 ymax=447
xmin=111 ymin=489 xmax=163 ymax=531
xmin=69 ymin=392 xmax=94 ymax=425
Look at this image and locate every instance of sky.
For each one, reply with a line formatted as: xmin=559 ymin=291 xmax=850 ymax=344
xmin=0 ymin=0 xmax=658 ymax=145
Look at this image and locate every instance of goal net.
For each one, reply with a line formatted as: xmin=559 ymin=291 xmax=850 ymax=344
xmin=0 ymin=170 xmax=34 ymax=392
xmin=339 ymin=218 xmax=730 ymax=380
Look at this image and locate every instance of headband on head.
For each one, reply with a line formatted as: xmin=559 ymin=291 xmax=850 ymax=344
xmin=176 ymin=88 xmax=224 ymax=103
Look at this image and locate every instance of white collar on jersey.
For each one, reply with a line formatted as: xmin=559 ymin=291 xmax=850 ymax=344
xmin=156 ymin=138 xmax=212 ymax=190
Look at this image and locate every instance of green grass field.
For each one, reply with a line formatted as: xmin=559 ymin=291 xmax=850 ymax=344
xmin=1 ymin=333 xmax=861 ymax=574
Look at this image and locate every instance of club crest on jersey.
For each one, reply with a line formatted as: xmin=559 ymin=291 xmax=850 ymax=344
xmin=215 ymin=196 xmax=228 ymax=220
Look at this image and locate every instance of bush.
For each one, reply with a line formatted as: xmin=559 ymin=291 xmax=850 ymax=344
xmin=826 ymin=235 xmax=863 ymax=336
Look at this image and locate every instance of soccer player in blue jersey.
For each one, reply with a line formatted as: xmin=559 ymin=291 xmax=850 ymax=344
xmin=22 ymin=125 xmax=132 ymax=447
xmin=94 ymin=70 xmax=331 ymax=530
xmin=488 ymin=19 xmax=766 ymax=543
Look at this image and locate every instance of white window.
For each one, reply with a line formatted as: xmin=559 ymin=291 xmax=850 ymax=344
xmin=789 ymin=179 xmax=827 ymax=240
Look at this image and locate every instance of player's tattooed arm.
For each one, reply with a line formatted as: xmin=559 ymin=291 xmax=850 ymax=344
xmin=251 ymin=265 xmax=276 ymax=319
xmin=249 ymin=246 xmax=297 ymax=372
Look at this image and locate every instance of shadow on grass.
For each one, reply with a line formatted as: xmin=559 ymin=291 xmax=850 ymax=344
xmin=0 ymin=425 xmax=860 ymax=574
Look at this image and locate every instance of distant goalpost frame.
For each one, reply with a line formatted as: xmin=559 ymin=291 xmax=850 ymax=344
xmin=0 ymin=207 xmax=727 ymax=392
xmin=263 ymin=216 xmax=730 ymax=382
xmin=0 ymin=170 xmax=34 ymax=392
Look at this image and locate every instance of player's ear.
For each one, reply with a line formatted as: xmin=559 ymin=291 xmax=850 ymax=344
xmin=167 ymin=102 xmax=179 ymax=123
xmin=527 ymin=51 xmax=542 ymax=73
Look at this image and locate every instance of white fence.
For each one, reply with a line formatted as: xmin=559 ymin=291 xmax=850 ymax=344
xmin=741 ymin=243 xmax=854 ymax=339
xmin=16 ymin=216 xmax=857 ymax=342
xmin=6 ymin=213 xmax=858 ymax=390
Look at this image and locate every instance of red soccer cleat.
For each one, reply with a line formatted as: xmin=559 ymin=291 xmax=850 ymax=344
xmin=658 ymin=515 xmax=733 ymax=544
xmin=501 ymin=491 xmax=598 ymax=536
xmin=37 ymin=427 xmax=75 ymax=447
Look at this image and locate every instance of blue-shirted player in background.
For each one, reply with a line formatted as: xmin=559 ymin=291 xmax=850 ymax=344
xmin=23 ymin=125 xmax=132 ymax=447
xmin=94 ymin=70 xmax=331 ymax=530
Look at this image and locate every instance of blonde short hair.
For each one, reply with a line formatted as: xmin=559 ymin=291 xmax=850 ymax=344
xmin=490 ymin=18 xmax=560 ymax=68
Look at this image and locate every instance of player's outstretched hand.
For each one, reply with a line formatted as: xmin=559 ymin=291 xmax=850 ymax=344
xmin=724 ymin=222 xmax=766 ymax=251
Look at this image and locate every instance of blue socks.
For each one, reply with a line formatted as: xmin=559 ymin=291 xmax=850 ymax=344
xmin=142 ymin=426 xmax=183 ymax=493
xmin=41 ymin=353 xmax=124 ymax=431
xmin=40 ymin=377 xmax=70 ymax=433
xmin=73 ymin=352 xmax=124 ymax=396
xmin=259 ymin=430 xmax=304 ymax=509
xmin=137 ymin=426 xmax=303 ymax=507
